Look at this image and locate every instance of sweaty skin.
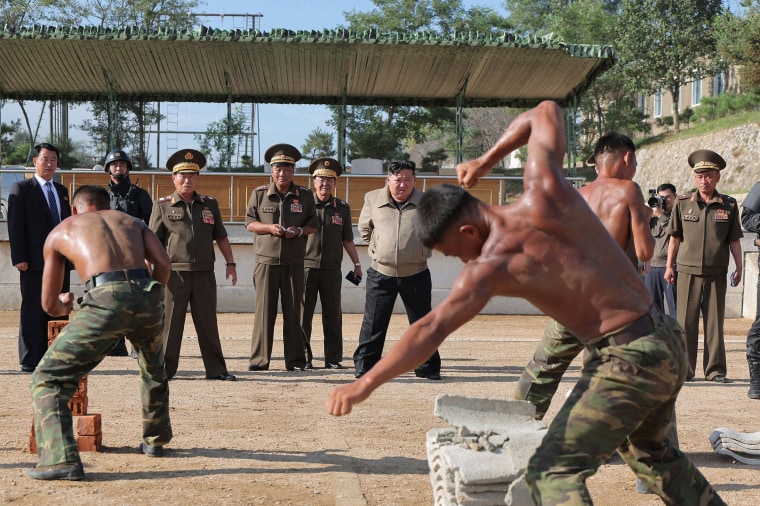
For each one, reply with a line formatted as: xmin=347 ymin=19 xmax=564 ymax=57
xmin=327 ymin=101 xmax=654 ymax=416
xmin=578 ymin=156 xmax=654 ymax=262
xmin=41 ymin=209 xmax=171 ymax=317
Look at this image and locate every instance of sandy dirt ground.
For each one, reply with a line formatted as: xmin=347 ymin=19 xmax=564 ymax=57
xmin=1 ymin=310 xmax=759 ymax=505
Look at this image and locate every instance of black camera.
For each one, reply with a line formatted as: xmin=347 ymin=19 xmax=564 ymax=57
xmin=647 ymin=189 xmax=665 ymax=209
xmin=647 ymin=195 xmax=666 ymax=208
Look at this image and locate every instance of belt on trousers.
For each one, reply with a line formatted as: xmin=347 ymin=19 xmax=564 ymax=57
xmin=85 ymin=268 xmax=150 ymax=290
xmin=591 ymin=307 xmax=658 ymax=349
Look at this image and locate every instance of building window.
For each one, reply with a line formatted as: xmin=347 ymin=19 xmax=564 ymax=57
xmin=714 ymin=72 xmax=725 ymax=95
xmin=654 ymin=89 xmax=662 ymax=117
xmin=637 ymin=93 xmax=646 ymax=112
xmin=693 ymin=77 xmax=702 ymax=106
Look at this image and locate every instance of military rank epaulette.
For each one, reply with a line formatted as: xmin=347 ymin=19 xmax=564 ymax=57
xmin=677 ymin=193 xmax=692 ymax=200
xmin=255 ymin=184 xmax=269 ymax=191
xmin=198 ymin=194 xmax=215 ymax=202
xmin=336 ymin=198 xmax=349 ymax=207
xmin=723 ymin=194 xmax=737 ymax=203
xmin=158 ymin=195 xmax=173 ymax=203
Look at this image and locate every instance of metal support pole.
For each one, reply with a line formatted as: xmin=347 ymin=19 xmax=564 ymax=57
xmin=225 ymin=72 xmax=233 ymax=170
xmin=456 ymin=83 xmax=467 ymax=164
xmin=338 ymin=82 xmax=347 ymax=168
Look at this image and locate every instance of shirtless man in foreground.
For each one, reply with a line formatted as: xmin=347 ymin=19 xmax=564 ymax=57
xmin=514 ymin=132 xmax=654 ymax=419
xmin=326 ymin=102 xmax=723 ymax=505
xmin=29 ymin=185 xmax=172 ymax=481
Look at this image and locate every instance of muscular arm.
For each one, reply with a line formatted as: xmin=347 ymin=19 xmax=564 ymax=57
xmin=628 ymin=183 xmax=655 ymax=262
xmin=457 ymin=101 xmax=566 ymax=193
xmin=143 ymin=226 xmax=171 ymax=285
xmin=327 ymin=259 xmax=497 ymax=416
xmin=41 ymin=228 xmax=71 ymax=316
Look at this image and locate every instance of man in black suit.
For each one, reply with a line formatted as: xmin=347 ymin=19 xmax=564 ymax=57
xmin=8 ymin=143 xmax=72 ymax=372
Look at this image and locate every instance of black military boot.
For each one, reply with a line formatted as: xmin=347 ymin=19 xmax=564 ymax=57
xmin=748 ymin=360 xmax=760 ymax=400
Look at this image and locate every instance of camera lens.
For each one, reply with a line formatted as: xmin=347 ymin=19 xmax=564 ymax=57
xmin=647 ymin=196 xmax=665 ymax=208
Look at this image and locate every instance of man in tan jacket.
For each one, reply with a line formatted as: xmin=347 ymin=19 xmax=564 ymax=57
xmin=353 ymin=160 xmax=441 ymax=380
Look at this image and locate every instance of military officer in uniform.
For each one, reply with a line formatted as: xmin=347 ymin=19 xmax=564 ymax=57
xmin=149 ymin=149 xmax=237 ymax=381
xmin=665 ymin=149 xmax=743 ymax=383
xmin=245 ymin=144 xmax=317 ymax=371
xmin=302 ymin=158 xmax=362 ymax=369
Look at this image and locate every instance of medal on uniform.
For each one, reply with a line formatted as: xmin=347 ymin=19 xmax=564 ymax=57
xmin=290 ymin=199 xmax=303 ymax=213
xmin=201 ymin=208 xmax=214 ymax=224
xmin=331 ymin=215 xmax=343 ymax=226
xmin=714 ymin=209 xmax=728 ymax=221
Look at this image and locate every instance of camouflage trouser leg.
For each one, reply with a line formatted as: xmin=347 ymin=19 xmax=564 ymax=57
xmin=513 ymin=320 xmax=585 ymax=420
xmin=30 ymin=280 xmax=172 ymax=467
xmin=525 ymin=313 xmax=725 ymax=506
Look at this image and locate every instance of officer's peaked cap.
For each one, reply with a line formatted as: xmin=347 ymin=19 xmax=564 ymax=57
xmin=167 ymin=149 xmax=206 ymax=173
xmin=688 ymin=149 xmax=726 ymax=172
xmin=309 ymin=157 xmax=342 ymax=178
xmin=265 ymin=143 xmax=301 ymax=165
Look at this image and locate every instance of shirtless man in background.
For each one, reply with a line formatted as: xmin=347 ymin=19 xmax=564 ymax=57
xmin=327 ymin=101 xmax=722 ymax=505
xmin=514 ymin=132 xmax=654 ymax=419
xmin=29 ymin=185 xmax=172 ymax=481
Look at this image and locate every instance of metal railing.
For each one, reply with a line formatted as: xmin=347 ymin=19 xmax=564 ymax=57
xmin=0 ymin=167 xmax=586 ymax=223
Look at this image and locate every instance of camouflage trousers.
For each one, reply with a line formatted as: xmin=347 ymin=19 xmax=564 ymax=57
xmin=30 ymin=279 xmax=172 ymax=467
xmin=524 ymin=309 xmax=724 ymax=505
xmin=513 ymin=320 xmax=584 ymax=420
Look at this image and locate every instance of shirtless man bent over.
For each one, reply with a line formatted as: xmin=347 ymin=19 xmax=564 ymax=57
xmin=326 ymin=102 xmax=723 ymax=505
xmin=29 ymin=185 xmax=172 ymax=481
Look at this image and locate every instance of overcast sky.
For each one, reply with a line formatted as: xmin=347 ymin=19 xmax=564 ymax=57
xmin=2 ymin=0 xmax=506 ymax=167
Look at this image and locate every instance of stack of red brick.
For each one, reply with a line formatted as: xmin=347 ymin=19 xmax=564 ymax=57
xmin=29 ymin=321 xmax=102 ymax=453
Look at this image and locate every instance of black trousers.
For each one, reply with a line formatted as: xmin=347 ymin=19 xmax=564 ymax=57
xmin=19 ymin=269 xmax=70 ymax=369
xmin=353 ymin=267 xmax=441 ymax=374
xmin=747 ymin=256 xmax=760 ymax=361
xmin=644 ymin=266 xmax=677 ymax=318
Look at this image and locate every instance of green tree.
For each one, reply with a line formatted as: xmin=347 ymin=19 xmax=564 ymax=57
xmin=616 ymin=0 xmax=724 ymax=133
xmin=302 ymin=129 xmax=335 ymax=162
xmin=344 ymin=0 xmax=510 ymax=33
xmin=715 ymin=2 xmax=760 ymax=89
xmin=0 ymin=0 xmax=88 ymax=27
xmin=195 ymin=105 xmax=249 ymax=171
xmin=77 ymin=0 xmax=200 ymax=167
xmin=85 ymin=0 xmax=200 ymax=30
xmin=79 ymin=101 xmax=161 ymax=169
xmin=337 ymin=1 xmax=497 ymax=162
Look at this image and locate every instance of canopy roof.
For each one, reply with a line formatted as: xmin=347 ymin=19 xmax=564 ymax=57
xmin=0 ymin=26 xmax=615 ymax=107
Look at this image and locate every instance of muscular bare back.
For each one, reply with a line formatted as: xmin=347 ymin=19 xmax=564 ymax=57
xmin=48 ymin=211 xmax=156 ymax=281
xmin=449 ymin=102 xmax=654 ymax=341
xmin=579 ymin=170 xmax=653 ymax=264
xmin=41 ymin=208 xmax=171 ymax=317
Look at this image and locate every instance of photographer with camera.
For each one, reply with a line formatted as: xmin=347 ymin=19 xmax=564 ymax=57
xmin=643 ymin=183 xmax=677 ymax=318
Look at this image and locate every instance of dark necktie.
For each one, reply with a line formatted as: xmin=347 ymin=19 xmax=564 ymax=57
xmin=45 ymin=181 xmax=60 ymax=225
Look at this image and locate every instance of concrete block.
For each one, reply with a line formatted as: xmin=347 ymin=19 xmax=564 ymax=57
xmin=433 ymin=394 xmax=545 ymax=433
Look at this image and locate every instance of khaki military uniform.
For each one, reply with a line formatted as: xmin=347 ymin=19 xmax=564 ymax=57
xmin=667 ymin=191 xmax=743 ymax=380
xmin=303 ymin=195 xmax=353 ymax=365
xmin=245 ymin=182 xmax=317 ymax=370
xmin=150 ymin=191 xmax=230 ymax=379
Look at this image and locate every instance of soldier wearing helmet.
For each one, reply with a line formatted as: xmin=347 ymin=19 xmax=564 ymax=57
xmin=104 ymin=149 xmax=154 ymax=357
xmin=104 ymin=149 xmax=152 ymax=225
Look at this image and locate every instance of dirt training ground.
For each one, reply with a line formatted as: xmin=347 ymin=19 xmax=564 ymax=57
xmin=1 ymin=311 xmax=759 ymax=505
